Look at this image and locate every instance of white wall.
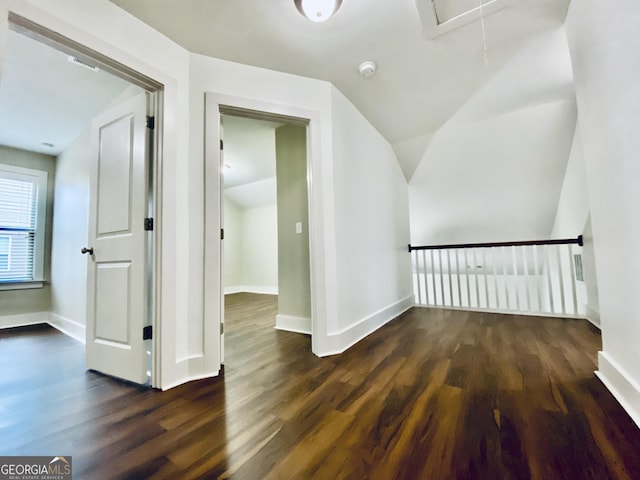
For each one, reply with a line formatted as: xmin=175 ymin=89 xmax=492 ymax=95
xmin=581 ymin=217 xmax=599 ymax=325
xmin=410 ymin=29 xmax=577 ymax=245
xmin=223 ymin=196 xmax=242 ymax=289
xmin=566 ymin=0 xmax=640 ymax=427
xmin=49 ymin=129 xmax=89 ymax=337
xmin=224 ymin=196 xmax=278 ymax=294
xmin=243 ymin=204 xmax=278 ymax=292
xmin=549 ymin=120 xmax=598 ymax=324
xmin=550 ymin=121 xmax=589 ymax=238
xmin=330 ymin=87 xmax=413 ymax=350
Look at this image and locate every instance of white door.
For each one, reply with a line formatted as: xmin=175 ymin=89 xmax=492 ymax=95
xmin=85 ymin=93 xmax=149 ymax=384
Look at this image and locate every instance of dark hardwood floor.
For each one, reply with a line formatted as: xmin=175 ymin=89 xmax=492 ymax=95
xmin=1 ymin=294 xmax=639 ymax=479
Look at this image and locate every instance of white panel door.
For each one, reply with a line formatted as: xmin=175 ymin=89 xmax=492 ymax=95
xmin=85 ymin=93 xmax=149 ymax=384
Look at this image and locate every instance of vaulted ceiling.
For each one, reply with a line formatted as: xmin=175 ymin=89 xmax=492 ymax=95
xmin=110 ymin=0 xmax=570 ymax=153
xmin=0 ymin=0 xmax=571 ymax=174
xmin=0 ymin=0 xmax=575 ymax=241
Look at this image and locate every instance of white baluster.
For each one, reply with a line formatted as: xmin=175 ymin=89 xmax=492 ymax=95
xmin=430 ymin=249 xmax=437 ymax=306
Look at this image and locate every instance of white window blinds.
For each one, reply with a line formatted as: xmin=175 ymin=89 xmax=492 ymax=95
xmin=0 ymin=165 xmax=48 ymax=283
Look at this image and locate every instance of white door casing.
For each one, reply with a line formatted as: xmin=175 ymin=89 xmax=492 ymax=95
xmin=220 ymin=120 xmax=225 ymax=363
xmin=85 ymin=93 xmax=149 ymax=384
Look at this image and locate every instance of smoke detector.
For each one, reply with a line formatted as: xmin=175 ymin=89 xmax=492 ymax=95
xmin=358 ymin=61 xmax=377 ymax=78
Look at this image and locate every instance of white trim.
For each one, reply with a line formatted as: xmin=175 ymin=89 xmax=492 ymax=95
xmin=162 ymin=357 xmax=220 ymax=391
xmin=0 ymin=281 xmax=44 ymax=291
xmin=275 ymin=315 xmax=311 ymax=334
xmin=585 ymin=305 xmax=601 ymax=328
xmin=317 ymin=295 xmax=415 ymax=356
xmin=205 ymin=92 xmax=326 ymax=365
xmin=160 ymin=370 xmax=221 ymax=392
xmin=0 ymin=311 xmax=85 ymax=344
xmin=48 ymin=313 xmax=85 ymax=344
xmin=596 ymin=351 xmax=640 ymax=429
xmin=0 ymin=311 xmax=48 ymax=329
xmin=413 ymin=304 xmax=588 ymax=321
xmin=224 ymin=285 xmax=278 ymax=295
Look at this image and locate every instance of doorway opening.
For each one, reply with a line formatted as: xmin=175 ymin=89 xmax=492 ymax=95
xmin=205 ymin=97 xmax=316 ymax=366
xmin=0 ymin=13 xmax=164 ymax=386
xmin=220 ymin=110 xmax=312 ymax=363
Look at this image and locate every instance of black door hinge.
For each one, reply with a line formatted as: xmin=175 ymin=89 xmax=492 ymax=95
xmin=146 ymin=116 xmax=155 ymax=130
xmin=144 ymin=218 xmax=154 ymax=231
xmin=221 ymin=228 xmax=224 ymax=240
xmin=220 ymin=323 xmax=224 ymax=335
xmin=220 ymin=139 xmax=223 ymax=150
xmin=143 ymin=325 xmax=153 ymax=340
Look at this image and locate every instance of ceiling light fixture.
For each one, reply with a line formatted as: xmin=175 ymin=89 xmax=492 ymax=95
xmin=294 ymin=0 xmax=343 ymax=23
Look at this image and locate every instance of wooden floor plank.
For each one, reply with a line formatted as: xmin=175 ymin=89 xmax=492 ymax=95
xmin=1 ymin=295 xmax=640 ymax=479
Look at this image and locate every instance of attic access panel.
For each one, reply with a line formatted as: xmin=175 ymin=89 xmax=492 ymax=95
xmin=432 ymin=0 xmax=498 ymax=24
xmin=417 ymin=0 xmax=504 ymax=37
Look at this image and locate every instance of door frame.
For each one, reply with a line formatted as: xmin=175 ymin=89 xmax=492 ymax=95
xmin=8 ymin=12 xmax=165 ymax=387
xmin=205 ymin=93 xmax=324 ymax=357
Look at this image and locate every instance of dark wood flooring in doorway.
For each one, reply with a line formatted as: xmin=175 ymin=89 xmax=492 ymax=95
xmin=1 ymin=293 xmax=639 ymax=479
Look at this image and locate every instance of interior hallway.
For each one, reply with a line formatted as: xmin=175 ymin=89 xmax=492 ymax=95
xmin=1 ymin=294 xmax=639 ymax=478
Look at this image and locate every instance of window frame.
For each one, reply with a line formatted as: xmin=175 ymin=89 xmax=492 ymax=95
xmin=0 ymin=234 xmax=10 ymax=271
xmin=0 ymin=163 xmax=48 ymax=290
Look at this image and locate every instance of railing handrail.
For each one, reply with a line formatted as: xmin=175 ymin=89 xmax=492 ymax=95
xmin=408 ymin=235 xmax=583 ymax=252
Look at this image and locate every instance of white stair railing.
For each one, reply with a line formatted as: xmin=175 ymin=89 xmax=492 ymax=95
xmin=409 ymin=236 xmax=585 ymax=317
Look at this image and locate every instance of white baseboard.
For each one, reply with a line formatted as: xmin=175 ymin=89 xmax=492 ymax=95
xmin=161 ymin=371 xmax=221 ymax=391
xmin=162 ymin=357 xmax=220 ymax=391
xmin=48 ymin=313 xmax=86 ymax=344
xmin=413 ymin=304 xmax=587 ymax=321
xmin=0 ymin=312 xmax=48 ymax=329
xmin=0 ymin=311 xmax=85 ymax=345
xmin=317 ymin=295 xmax=415 ymax=356
xmin=585 ymin=305 xmax=601 ymax=329
xmin=275 ymin=315 xmax=311 ymax=335
xmin=596 ymin=351 xmax=640 ymax=429
xmin=224 ymin=285 xmax=278 ymax=295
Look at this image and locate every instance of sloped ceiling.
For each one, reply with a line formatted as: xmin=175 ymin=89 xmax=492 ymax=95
xmin=0 ymin=29 xmax=131 ymax=155
xmin=109 ymin=0 xmax=570 ymax=153
xmin=222 ymin=115 xmax=279 ymax=189
xmin=0 ymin=1 xmax=576 ymax=242
xmin=107 ymin=0 xmax=575 ymax=241
xmin=222 ymin=115 xmax=279 ymax=209
xmin=409 ymin=29 xmax=578 ymax=244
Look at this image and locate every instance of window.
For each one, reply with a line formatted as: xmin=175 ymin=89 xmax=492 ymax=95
xmin=0 ymin=164 xmax=48 ymax=287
